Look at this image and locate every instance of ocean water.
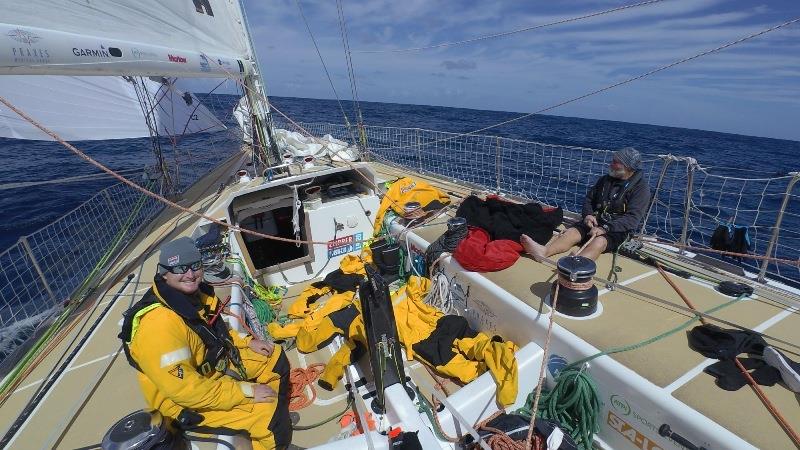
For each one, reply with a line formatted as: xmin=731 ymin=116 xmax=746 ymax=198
xmin=1 ymin=94 xmax=799 ymax=364
xmin=2 ymin=94 xmax=799 ymax=251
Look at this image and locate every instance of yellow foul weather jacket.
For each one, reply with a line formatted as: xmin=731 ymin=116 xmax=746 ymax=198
xmin=123 ymin=277 xmax=291 ymax=450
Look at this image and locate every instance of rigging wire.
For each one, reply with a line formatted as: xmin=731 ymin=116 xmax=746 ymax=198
xmin=130 ymin=76 xmax=173 ymax=193
xmin=294 ymin=0 xmax=357 ymax=139
xmin=335 ymin=0 xmax=365 ymax=132
xmin=374 ymin=16 xmax=800 ymax=153
xmin=353 ymin=0 xmax=666 ymax=54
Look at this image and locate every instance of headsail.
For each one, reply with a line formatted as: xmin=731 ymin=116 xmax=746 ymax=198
xmin=0 ymin=76 xmax=226 ymax=140
xmin=1 ymin=0 xmax=251 ymax=77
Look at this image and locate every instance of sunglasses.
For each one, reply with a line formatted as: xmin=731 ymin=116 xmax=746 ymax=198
xmin=159 ymin=260 xmax=203 ymax=274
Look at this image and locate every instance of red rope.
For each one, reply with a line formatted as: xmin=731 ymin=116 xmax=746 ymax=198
xmin=288 ymin=363 xmax=326 ymax=411
xmin=655 ymin=262 xmax=800 ymax=447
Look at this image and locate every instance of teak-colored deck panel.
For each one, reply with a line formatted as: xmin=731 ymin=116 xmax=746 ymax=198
xmin=368 ymin=162 xmax=800 ymax=450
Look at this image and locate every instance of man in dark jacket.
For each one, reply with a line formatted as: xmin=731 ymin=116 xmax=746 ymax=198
xmin=521 ymin=147 xmax=650 ymax=261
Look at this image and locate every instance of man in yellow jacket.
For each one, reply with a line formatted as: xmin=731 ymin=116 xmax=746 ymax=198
xmin=120 ymin=237 xmax=291 ymax=450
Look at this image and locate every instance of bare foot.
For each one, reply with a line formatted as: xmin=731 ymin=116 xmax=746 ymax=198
xmin=520 ymin=234 xmax=546 ymax=262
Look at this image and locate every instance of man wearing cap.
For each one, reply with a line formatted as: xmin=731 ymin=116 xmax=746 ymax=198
xmin=120 ymin=237 xmax=291 ymax=450
xmin=521 ymin=147 xmax=650 ymax=261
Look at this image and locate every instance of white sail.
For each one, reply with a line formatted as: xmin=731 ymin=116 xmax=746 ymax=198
xmin=0 ymin=0 xmax=251 ymax=77
xmin=275 ymin=129 xmax=360 ymax=162
xmin=0 ymin=76 xmax=226 ymax=141
xmin=233 ymin=95 xmax=253 ymax=144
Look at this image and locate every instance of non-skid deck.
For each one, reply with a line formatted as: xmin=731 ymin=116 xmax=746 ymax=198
xmin=369 ymin=162 xmax=800 ymax=450
xmin=2 ymin=160 xmax=799 ymax=449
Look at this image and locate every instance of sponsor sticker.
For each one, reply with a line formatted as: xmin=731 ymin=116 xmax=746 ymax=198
xmin=327 ymin=232 xmax=363 ymax=258
xmin=72 ymin=45 xmax=122 ymax=58
xmin=7 ymin=28 xmax=41 ymax=45
xmin=7 ymin=28 xmax=50 ymax=64
xmin=168 ymin=54 xmax=187 ymax=63
xmin=199 ymin=54 xmax=210 ymax=72
xmin=131 ymin=48 xmax=158 ymax=59
xmin=607 ymin=411 xmax=663 ymax=450
xmin=168 ymin=365 xmax=184 ymax=379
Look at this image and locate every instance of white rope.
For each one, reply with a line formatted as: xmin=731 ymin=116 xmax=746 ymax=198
xmin=424 ymin=269 xmax=454 ymax=314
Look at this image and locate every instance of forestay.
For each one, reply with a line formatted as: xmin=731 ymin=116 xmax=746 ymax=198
xmin=0 ymin=0 xmax=251 ymax=77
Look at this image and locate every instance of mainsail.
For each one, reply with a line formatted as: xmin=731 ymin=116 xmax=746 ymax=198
xmin=0 ymin=0 xmax=251 ymax=77
xmin=0 ymin=76 xmax=226 ymax=140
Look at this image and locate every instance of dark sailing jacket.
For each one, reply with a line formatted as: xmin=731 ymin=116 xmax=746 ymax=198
xmin=581 ymin=170 xmax=650 ymax=234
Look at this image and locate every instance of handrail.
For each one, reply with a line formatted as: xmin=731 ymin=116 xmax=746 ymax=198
xmin=0 ymin=148 xmax=239 ymax=364
xmin=275 ymin=119 xmax=800 ymax=286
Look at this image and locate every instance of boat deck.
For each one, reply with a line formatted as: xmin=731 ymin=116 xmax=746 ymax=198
xmin=371 ymin=162 xmax=800 ymax=450
xmin=1 ymin=159 xmax=798 ymax=449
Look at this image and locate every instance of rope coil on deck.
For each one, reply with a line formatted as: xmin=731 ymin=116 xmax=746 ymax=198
xmin=288 ymin=363 xmax=326 ymax=411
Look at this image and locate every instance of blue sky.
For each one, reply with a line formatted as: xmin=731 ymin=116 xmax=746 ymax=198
xmin=239 ymin=0 xmax=800 ymax=141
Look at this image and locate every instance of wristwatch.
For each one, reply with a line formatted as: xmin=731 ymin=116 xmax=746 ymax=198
xmin=601 ymin=224 xmax=610 ymax=232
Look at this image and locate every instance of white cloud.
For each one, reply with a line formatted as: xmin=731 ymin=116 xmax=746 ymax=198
xmin=245 ymin=0 xmax=800 ymax=140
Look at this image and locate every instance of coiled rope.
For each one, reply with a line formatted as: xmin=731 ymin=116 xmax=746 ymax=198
xmin=289 ymin=363 xmax=326 ymax=411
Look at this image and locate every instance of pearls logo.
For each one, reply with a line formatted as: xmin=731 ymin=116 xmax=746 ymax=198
xmin=8 ymin=29 xmax=50 ymax=64
xmin=7 ymin=29 xmax=41 ymax=45
xmin=168 ymin=54 xmax=187 ymax=63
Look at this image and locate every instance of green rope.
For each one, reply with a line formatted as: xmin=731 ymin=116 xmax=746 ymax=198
xmin=517 ymin=367 xmax=600 ymax=450
xmin=223 ymin=257 xmax=288 ymax=340
xmin=566 ymin=293 xmax=746 ymax=370
xmin=516 ymin=294 xmax=747 ymax=449
xmin=292 ymin=396 xmax=354 ymax=430
xmin=415 ymin=387 xmax=453 ymax=442
xmin=252 ymin=297 xmax=277 ymax=325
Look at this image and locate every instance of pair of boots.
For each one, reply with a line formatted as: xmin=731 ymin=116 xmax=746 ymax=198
xmin=690 ymin=324 xmax=800 ymax=392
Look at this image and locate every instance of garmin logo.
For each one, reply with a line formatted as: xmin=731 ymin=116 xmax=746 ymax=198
xmin=168 ymin=54 xmax=187 ymax=63
xmin=73 ymin=46 xmax=122 ymax=58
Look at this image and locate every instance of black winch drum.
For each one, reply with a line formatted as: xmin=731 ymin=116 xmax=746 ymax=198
xmin=447 ymin=216 xmax=467 ymax=230
xmin=550 ymin=255 xmax=598 ymax=317
xmin=101 ymin=409 xmax=186 ymax=450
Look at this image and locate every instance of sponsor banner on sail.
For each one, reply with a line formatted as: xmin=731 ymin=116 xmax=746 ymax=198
xmin=0 ymin=24 xmax=246 ymax=78
xmin=1 ymin=0 xmax=250 ymax=61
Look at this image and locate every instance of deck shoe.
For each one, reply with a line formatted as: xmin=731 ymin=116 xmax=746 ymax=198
xmin=688 ymin=324 xmax=767 ymax=360
xmin=764 ymin=346 xmax=800 ymax=392
xmin=704 ymin=358 xmax=780 ymax=391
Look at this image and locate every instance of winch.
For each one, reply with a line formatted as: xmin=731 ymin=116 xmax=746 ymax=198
xmin=101 ymin=409 xmax=185 ymax=450
xmin=550 ymin=255 xmax=598 ymax=317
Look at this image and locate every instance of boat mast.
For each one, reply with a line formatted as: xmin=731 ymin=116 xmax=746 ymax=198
xmin=238 ymin=0 xmax=282 ymax=170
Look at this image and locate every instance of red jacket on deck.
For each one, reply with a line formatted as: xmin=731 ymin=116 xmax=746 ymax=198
xmin=453 ymin=226 xmax=524 ymax=272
